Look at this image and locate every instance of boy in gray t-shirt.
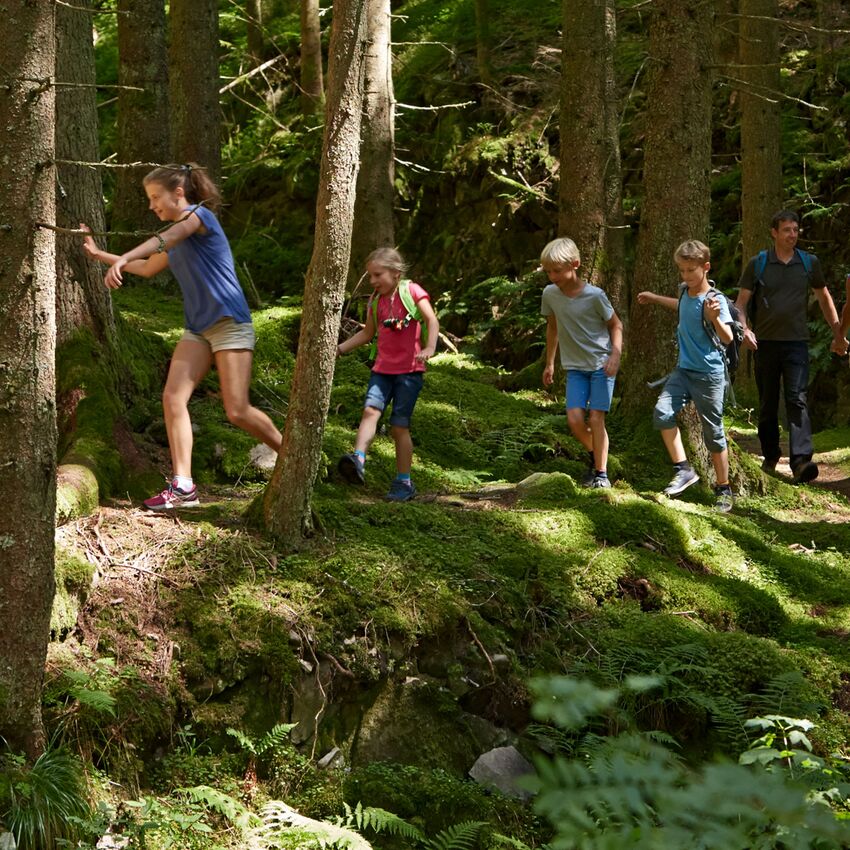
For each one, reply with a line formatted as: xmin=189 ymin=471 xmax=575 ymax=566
xmin=540 ymin=237 xmax=623 ymax=488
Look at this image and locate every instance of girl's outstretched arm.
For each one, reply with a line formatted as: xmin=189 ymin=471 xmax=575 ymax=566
xmin=80 ymin=223 xmax=169 ymax=280
xmin=104 ymin=211 xmax=201 ymax=288
xmin=338 ymin=299 xmax=377 ymax=356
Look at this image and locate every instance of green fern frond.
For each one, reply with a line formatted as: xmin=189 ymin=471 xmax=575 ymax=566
xmin=425 ymin=820 xmax=486 ymax=850
xmin=342 ymin=803 xmax=425 ymax=842
xmin=180 ymin=785 xmax=256 ymax=830
xmin=255 ymin=723 xmax=297 ymax=756
xmin=226 ymin=727 xmax=257 ymax=755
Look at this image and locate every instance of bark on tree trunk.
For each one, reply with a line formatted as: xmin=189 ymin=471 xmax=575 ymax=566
xmin=114 ymin=0 xmax=170 ymax=254
xmin=0 ymin=0 xmax=57 ymax=760
xmin=300 ymin=0 xmax=325 ymax=115
xmin=739 ymin=0 xmax=783 ymax=264
xmin=247 ymin=0 xmax=265 ymax=67
xmin=264 ymin=0 xmax=367 ymax=548
xmin=473 ymin=0 xmax=493 ymax=86
xmin=559 ymin=0 xmax=625 ymax=309
xmin=56 ymin=0 xmax=115 ymax=346
xmin=350 ymin=0 xmax=395 ymax=282
xmin=170 ymin=0 xmax=221 ymax=181
xmin=624 ymin=0 xmax=713 ymax=427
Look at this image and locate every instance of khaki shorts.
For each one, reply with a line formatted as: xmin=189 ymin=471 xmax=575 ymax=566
xmin=181 ymin=318 xmax=256 ymax=353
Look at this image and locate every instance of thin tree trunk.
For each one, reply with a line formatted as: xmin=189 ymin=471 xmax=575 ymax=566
xmin=739 ymin=0 xmax=783 ymax=263
xmin=0 ymin=0 xmax=57 ymax=760
xmin=559 ymin=0 xmax=624 ymax=309
xmin=114 ymin=0 xmax=170 ymax=254
xmin=474 ymin=0 xmax=493 ymax=86
xmin=625 ymin=0 xmax=713 ymax=418
xmin=171 ymin=0 xmax=221 ymax=181
xmin=351 ymin=0 xmax=395 ymax=281
xmin=300 ymin=0 xmax=325 ymax=115
xmin=56 ymin=0 xmax=115 ymax=346
xmin=264 ymin=0 xmax=367 ymax=547
xmin=247 ymin=0 xmax=265 ymax=67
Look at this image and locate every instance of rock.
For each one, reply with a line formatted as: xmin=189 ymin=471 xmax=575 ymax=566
xmin=469 ymin=745 xmax=534 ymax=800
xmin=249 ymin=442 xmax=278 ymax=472
xmin=317 ymin=746 xmax=341 ymax=769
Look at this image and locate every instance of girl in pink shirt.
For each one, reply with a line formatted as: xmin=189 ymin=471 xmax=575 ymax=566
xmin=336 ymin=248 xmax=439 ymax=501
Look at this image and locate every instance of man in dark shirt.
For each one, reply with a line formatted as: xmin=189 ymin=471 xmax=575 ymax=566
xmin=735 ymin=210 xmax=845 ymax=483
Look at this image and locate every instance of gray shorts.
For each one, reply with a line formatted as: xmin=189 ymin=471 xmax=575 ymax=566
xmin=653 ymin=367 xmax=727 ymax=452
xmin=181 ymin=317 xmax=255 ymax=353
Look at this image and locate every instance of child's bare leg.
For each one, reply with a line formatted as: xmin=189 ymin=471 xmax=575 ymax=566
xmin=391 ymin=425 xmax=413 ymax=474
xmin=660 ymin=427 xmax=687 ymax=464
xmin=566 ymin=408 xmax=593 ymax=453
xmin=711 ymin=448 xmax=729 ymax=485
xmin=216 ymin=349 xmax=282 ymax=451
xmin=587 ymin=410 xmax=609 ymax=471
xmin=163 ymin=340 xmax=212 ymax=477
xmin=354 ymin=407 xmax=383 ymax=455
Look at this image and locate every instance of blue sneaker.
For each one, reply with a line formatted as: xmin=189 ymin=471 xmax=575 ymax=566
xmin=386 ymin=479 xmax=416 ymax=502
xmin=338 ymin=453 xmax=365 ymax=485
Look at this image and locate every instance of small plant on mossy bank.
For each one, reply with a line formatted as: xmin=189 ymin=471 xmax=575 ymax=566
xmin=527 ymin=675 xmax=850 ymax=848
xmin=0 ymin=747 xmax=92 ymax=850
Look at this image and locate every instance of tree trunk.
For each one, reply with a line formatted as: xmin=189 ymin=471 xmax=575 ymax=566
xmin=739 ymin=0 xmax=783 ymax=264
xmin=559 ymin=0 xmax=624 ymax=309
xmin=247 ymin=0 xmax=265 ymax=67
xmin=114 ymin=0 xmax=170 ymax=254
xmin=0 ymin=0 xmax=57 ymax=760
xmin=473 ymin=0 xmax=493 ymax=86
xmin=350 ymin=0 xmax=395 ymax=282
xmin=264 ymin=0 xmax=367 ymax=547
xmin=56 ymin=0 xmax=115 ymax=346
xmin=625 ymin=0 xmax=713 ymax=418
xmin=300 ymin=0 xmax=325 ymax=115
xmin=170 ymin=0 xmax=221 ymax=181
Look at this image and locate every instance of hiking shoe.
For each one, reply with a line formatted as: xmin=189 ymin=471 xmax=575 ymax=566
xmin=792 ymin=460 xmax=818 ymax=485
xmin=589 ymin=473 xmax=611 ymax=489
xmin=386 ymin=479 xmax=416 ymax=502
xmin=714 ymin=486 xmax=734 ymax=514
xmin=663 ymin=467 xmax=700 ymax=496
xmin=761 ymin=456 xmax=779 ymax=473
xmin=580 ymin=465 xmax=597 ymax=487
xmin=143 ymin=480 xmax=199 ymax=511
xmin=338 ymin=453 xmax=366 ymax=485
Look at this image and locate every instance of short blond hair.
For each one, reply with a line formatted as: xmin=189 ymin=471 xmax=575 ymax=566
xmin=540 ymin=237 xmax=580 ymax=267
xmin=674 ymin=240 xmax=710 ymax=264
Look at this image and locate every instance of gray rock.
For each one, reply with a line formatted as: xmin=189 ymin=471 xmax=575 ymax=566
xmin=249 ymin=442 xmax=278 ymax=472
xmin=317 ymin=746 xmax=341 ymax=769
xmin=469 ymin=745 xmax=535 ymax=800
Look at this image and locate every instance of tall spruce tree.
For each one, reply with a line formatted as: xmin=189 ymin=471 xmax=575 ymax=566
xmin=300 ymin=0 xmax=325 ymax=115
xmin=0 ymin=0 xmax=57 ymax=759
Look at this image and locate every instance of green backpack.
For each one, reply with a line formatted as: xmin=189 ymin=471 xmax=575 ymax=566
xmin=368 ymin=279 xmax=428 ymax=361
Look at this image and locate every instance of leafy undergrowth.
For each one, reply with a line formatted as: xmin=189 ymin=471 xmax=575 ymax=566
xmin=47 ymin=290 xmax=850 ymax=847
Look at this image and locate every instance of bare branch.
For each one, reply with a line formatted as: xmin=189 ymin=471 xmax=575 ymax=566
xmin=219 ymin=54 xmax=286 ymax=94
xmin=718 ymin=75 xmax=827 ymax=111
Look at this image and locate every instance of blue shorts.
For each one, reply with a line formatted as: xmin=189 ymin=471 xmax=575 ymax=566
xmin=653 ymin=367 xmax=727 ymax=452
xmin=364 ymin=371 xmax=424 ymax=428
xmin=565 ymin=369 xmax=615 ymax=412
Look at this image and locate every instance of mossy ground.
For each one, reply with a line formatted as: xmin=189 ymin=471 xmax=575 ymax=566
xmin=50 ymin=286 xmax=850 ymax=846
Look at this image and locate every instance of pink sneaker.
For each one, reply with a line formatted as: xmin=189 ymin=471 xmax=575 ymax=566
xmin=143 ymin=480 xmax=199 ymax=511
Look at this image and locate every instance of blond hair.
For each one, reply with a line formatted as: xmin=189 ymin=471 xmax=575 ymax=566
xmin=365 ymin=247 xmax=408 ymax=276
xmin=540 ymin=237 xmax=580 ymax=267
xmin=674 ymin=240 xmax=710 ymax=264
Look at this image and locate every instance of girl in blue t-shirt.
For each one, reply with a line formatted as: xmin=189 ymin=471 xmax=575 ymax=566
xmin=81 ymin=163 xmax=282 ymax=511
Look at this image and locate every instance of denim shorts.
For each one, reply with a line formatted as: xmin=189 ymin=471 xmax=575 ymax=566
xmin=565 ymin=368 xmax=615 ymax=412
xmin=653 ymin=367 xmax=727 ymax=452
xmin=181 ymin=317 xmax=256 ymax=353
xmin=364 ymin=371 xmax=424 ymax=427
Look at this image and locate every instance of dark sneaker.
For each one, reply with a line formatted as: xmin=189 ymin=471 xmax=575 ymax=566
xmin=663 ymin=468 xmax=700 ymax=496
xmin=338 ymin=453 xmax=366 ymax=485
xmin=580 ymin=465 xmax=596 ymax=487
xmin=792 ymin=461 xmax=818 ymax=485
xmin=386 ymin=479 xmax=416 ymax=502
xmin=589 ymin=474 xmax=611 ymax=489
xmin=143 ymin=481 xmax=199 ymax=511
xmin=761 ymin=457 xmax=779 ymax=473
xmin=714 ymin=486 xmax=734 ymax=514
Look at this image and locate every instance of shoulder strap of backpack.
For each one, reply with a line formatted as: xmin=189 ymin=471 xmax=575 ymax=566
xmin=397 ymin=279 xmax=428 ymax=348
xmin=754 ymin=249 xmax=768 ymax=281
xmin=796 ymin=248 xmax=813 ymax=279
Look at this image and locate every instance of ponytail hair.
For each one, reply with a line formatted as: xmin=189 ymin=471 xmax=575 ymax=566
xmin=143 ymin=163 xmax=222 ymax=213
xmin=365 ymin=247 xmax=407 ymax=277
